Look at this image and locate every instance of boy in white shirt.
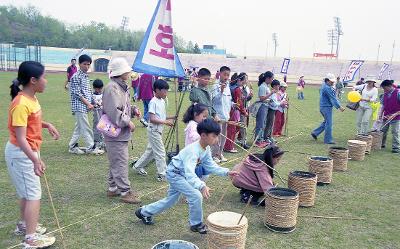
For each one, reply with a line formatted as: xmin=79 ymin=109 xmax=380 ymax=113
xmin=133 ymin=79 xmax=176 ymax=181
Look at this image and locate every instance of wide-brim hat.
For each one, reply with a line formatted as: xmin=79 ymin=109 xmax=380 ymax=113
xmin=365 ymin=75 xmax=377 ymax=83
xmin=109 ymin=58 xmax=132 ymax=77
xmin=280 ymin=82 xmax=288 ymax=87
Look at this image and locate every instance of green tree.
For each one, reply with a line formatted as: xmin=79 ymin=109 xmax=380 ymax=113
xmin=193 ymin=43 xmax=201 ymax=54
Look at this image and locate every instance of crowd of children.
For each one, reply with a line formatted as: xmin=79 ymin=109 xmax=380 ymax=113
xmin=6 ymin=56 xmax=399 ymax=247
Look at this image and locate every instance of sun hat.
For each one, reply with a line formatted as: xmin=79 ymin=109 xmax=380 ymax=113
xmin=365 ymin=75 xmax=377 ymax=83
xmin=280 ymin=82 xmax=288 ymax=87
xmin=109 ymin=57 xmax=132 ymax=77
xmin=326 ymin=73 xmax=336 ymax=82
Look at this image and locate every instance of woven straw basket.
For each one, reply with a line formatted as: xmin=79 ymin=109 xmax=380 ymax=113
xmin=308 ymin=156 xmax=333 ymax=184
xmin=355 ymin=134 xmax=373 ymax=154
xmin=264 ymin=187 xmax=299 ymax=233
xmin=206 ymin=211 xmax=248 ymax=249
xmin=348 ymin=140 xmax=367 ymax=161
xmin=288 ymin=171 xmax=317 ymax=207
xmin=368 ymin=131 xmax=383 ymax=150
xmin=329 ymin=146 xmax=349 ymax=171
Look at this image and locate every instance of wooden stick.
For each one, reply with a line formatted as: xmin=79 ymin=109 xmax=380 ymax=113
xmin=298 ymin=214 xmax=365 ymax=220
xmin=237 ymin=195 xmax=253 ymax=225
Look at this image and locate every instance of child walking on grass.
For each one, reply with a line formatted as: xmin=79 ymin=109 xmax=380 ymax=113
xmin=135 ymin=119 xmax=238 ymax=234
xmin=6 ymin=61 xmax=60 ymax=248
xmin=133 ymin=79 xmax=176 ymax=181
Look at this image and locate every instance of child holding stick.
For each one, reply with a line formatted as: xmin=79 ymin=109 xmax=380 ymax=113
xmin=135 ymin=119 xmax=238 ymax=234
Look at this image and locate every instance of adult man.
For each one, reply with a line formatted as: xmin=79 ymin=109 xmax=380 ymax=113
xmin=137 ymin=73 xmax=156 ymax=127
xmin=64 ymin=58 xmax=77 ymax=89
xmin=68 ymin=54 xmax=104 ymax=155
xmin=311 ymin=73 xmax=345 ymax=144
xmin=356 ymin=77 xmax=365 ymax=86
xmin=380 ymin=79 xmax=400 ymax=153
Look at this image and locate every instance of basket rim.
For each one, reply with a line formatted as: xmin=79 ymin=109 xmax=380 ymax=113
xmin=289 ymin=171 xmax=317 ymax=179
xmin=267 ymin=187 xmax=299 ymax=198
xmin=309 ymin=156 xmax=333 ymax=161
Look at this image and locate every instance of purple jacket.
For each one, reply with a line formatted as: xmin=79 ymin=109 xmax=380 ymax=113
xmin=383 ymin=88 xmax=400 ymax=121
xmin=137 ymin=74 xmax=155 ymax=100
xmin=67 ymin=65 xmax=77 ymax=81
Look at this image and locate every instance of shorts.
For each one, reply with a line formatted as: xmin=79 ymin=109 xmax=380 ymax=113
xmin=5 ymin=141 xmax=42 ymax=200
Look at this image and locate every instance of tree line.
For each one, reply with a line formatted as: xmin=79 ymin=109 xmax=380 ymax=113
xmin=0 ymin=5 xmax=202 ymax=54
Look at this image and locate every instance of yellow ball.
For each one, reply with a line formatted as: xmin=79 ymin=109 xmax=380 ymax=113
xmin=347 ymin=91 xmax=361 ymax=103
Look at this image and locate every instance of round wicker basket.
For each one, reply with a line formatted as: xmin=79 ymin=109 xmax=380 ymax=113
xmin=368 ymin=131 xmax=383 ymax=150
xmin=355 ymin=134 xmax=373 ymax=154
xmin=264 ymin=187 xmax=299 ymax=233
xmin=288 ymin=171 xmax=317 ymax=207
xmin=152 ymin=240 xmax=199 ymax=249
xmin=308 ymin=156 xmax=333 ymax=184
xmin=206 ymin=211 xmax=248 ymax=249
xmin=348 ymin=140 xmax=367 ymax=161
xmin=328 ymin=147 xmax=349 ymax=171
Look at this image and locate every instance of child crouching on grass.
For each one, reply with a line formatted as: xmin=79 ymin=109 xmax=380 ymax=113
xmin=6 ymin=61 xmax=60 ymax=248
xmin=135 ymin=119 xmax=239 ymax=234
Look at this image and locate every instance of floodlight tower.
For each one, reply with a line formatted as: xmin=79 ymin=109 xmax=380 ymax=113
xmin=121 ymin=16 xmax=129 ymax=31
xmin=327 ymin=29 xmax=337 ymax=55
xmin=333 ymin=17 xmax=344 ymax=59
xmin=272 ymin=33 xmax=278 ymax=57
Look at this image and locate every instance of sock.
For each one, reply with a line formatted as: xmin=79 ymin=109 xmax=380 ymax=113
xmin=108 ymin=186 xmax=118 ymax=192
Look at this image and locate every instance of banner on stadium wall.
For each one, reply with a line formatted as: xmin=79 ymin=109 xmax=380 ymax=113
xmin=343 ymin=60 xmax=364 ymax=83
xmin=280 ymin=58 xmax=291 ymax=74
xmin=133 ymin=0 xmax=185 ymax=77
xmin=378 ymin=63 xmax=390 ymax=80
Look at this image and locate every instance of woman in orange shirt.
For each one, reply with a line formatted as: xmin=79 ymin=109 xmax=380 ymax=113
xmin=5 ymin=61 xmax=60 ymax=248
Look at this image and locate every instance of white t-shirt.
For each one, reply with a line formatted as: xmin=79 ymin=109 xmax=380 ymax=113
xmin=354 ymin=84 xmax=378 ymax=108
xmin=148 ymin=96 xmax=166 ymax=133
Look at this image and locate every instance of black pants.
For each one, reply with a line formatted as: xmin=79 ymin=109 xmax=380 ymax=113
xmin=240 ymin=188 xmax=265 ymax=206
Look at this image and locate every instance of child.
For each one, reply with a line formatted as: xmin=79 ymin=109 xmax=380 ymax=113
xmin=189 ymin=67 xmax=213 ymax=117
xmin=254 ymin=71 xmax=274 ymax=148
xmin=133 ymin=79 xmax=176 ymax=181
xmin=264 ymin=80 xmax=286 ymax=143
xmin=232 ymin=146 xmax=284 ymax=206
xmin=68 ymin=54 xmax=104 ymax=155
xmin=6 ymin=61 xmax=60 ymax=248
xmin=237 ymin=74 xmax=253 ymax=149
xmin=183 ymin=103 xmax=209 ymax=146
xmin=224 ymin=73 xmax=248 ymax=153
xmin=211 ymin=66 xmax=232 ymax=162
xmin=135 ymin=119 xmax=239 ymax=234
xmin=273 ymin=82 xmax=288 ymax=137
xmin=92 ymin=79 xmax=105 ymax=150
xmin=297 ymin=75 xmax=305 ymax=100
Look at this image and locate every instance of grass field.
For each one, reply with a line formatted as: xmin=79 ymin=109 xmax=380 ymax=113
xmin=0 ymin=71 xmax=399 ymax=249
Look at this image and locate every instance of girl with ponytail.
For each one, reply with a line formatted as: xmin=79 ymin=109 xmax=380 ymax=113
xmin=5 ymin=61 xmax=59 ymax=247
xmin=183 ymin=103 xmax=209 ymax=146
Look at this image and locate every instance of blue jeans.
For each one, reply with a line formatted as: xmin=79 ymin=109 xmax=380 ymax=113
xmin=312 ymin=106 xmax=334 ymax=143
xmin=255 ymin=104 xmax=268 ymax=141
xmin=141 ymin=171 xmax=203 ymax=226
xmin=143 ymin=99 xmax=151 ymax=122
xmin=298 ymin=92 xmax=304 ymax=100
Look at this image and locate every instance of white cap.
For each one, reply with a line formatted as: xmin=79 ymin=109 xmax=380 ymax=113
xmin=109 ymin=58 xmax=132 ymax=77
xmin=326 ymin=73 xmax=336 ymax=82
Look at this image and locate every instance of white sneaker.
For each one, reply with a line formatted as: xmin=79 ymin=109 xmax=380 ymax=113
xmin=23 ymin=233 xmax=56 ymax=249
xmin=87 ymin=147 xmax=105 ymax=155
xmin=220 ymin=154 xmax=228 ymax=162
xmin=213 ymin=157 xmax=221 ymax=163
xmin=14 ymin=222 xmax=47 ymax=236
xmin=68 ymin=146 xmax=85 ymax=155
xmin=133 ymin=165 xmax=148 ymax=176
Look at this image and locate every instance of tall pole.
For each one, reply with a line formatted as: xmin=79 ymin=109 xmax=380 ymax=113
xmin=376 ymin=44 xmax=381 ymax=65
xmin=334 ymin=17 xmax=343 ymax=59
xmin=272 ymin=33 xmax=278 ymax=57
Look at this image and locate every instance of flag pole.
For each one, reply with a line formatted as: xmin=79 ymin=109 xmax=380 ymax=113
xmin=174 ymin=78 xmax=179 ymax=153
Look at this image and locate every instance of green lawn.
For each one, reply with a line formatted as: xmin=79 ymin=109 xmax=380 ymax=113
xmin=0 ymin=71 xmax=399 ymax=249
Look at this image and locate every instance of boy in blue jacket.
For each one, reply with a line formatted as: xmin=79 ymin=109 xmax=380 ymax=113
xmin=135 ymin=118 xmax=238 ymax=234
